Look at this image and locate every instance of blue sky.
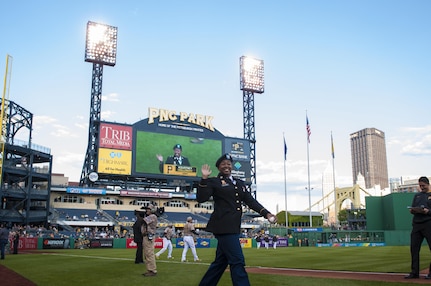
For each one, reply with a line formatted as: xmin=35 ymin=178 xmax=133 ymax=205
xmin=1 ymin=1 xmax=430 ymax=213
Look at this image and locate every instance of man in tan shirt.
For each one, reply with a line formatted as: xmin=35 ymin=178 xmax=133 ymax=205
xmin=141 ymin=204 xmax=158 ymax=276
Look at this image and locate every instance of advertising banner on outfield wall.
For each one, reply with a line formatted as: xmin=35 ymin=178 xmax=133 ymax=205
xmin=176 ymin=238 xmax=210 ymax=248
xmin=126 ymin=238 xmax=137 ymax=249
xmin=239 ymin=238 xmax=252 ymax=248
xmin=154 ymin=237 xmax=163 ymax=248
xmin=126 ymin=238 xmax=164 ymax=249
xmin=257 ymin=237 xmax=288 ymax=248
xmin=74 ymin=238 xmax=90 ymax=249
xmin=43 ymin=238 xmax=70 ymax=249
xmin=9 ymin=237 xmax=38 ymax=251
xmin=90 ymin=238 xmax=114 ymax=248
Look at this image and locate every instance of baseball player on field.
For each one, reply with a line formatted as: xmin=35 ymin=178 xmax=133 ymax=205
xmin=156 ymin=225 xmax=174 ymax=259
xmin=181 ymin=216 xmax=200 ymax=262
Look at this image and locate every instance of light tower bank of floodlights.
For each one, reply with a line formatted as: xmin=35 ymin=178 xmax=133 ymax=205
xmin=80 ymin=21 xmax=118 ymax=186
xmin=240 ymin=56 xmax=264 ymax=199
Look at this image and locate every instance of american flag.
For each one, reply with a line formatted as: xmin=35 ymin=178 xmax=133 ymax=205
xmin=284 ymin=136 xmax=288 ymax=161
xmin=331 ymin=133 xmax=335 ymax=159
xmin=306 ymin=115 xmax=311 ymax=143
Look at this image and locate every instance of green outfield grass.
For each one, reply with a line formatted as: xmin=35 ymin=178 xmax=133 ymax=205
xmin=1 ymin=246 xmax=429 ymax=285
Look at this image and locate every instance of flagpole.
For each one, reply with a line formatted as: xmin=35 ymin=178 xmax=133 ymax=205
xmin=306 ymin=112 xmax=312 ymax=227
xmin=331 ymin=131 xmax=337 ymax=227
xmin=283 ymin=134 xmax=289 ymax=235
xmin=321 ymin=174 xmax=325 ymax=222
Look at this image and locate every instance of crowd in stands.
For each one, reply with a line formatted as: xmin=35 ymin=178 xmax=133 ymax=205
xmin=56 ymin=209 xmax=111 ymax=222
xmin=1 ymin=221 xmax=273 ymax=254
xmin=1 ymin=207 xmax=265 ymax=243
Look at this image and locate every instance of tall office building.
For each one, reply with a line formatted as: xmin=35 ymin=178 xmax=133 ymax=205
xmin=350 ymin=128 xmax=389 ymax=189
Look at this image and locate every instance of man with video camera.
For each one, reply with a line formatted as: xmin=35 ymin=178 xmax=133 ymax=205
xmin=140 ymin=204 xmax=158 ymax=277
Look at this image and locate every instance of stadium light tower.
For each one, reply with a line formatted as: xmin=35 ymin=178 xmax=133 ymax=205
xmin=80 ymin=21 xmax=118 ymax=186
xmin=240 ymin=56 xmax=264 ymax=198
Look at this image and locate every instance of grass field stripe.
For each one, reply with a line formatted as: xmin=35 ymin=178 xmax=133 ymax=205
xmin=41 ymin=253 xmax=209 ymax=265
xmin=42 ymin=253 xmax=132 ymax=261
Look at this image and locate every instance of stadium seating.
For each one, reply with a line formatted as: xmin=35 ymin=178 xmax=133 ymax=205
xmin=162 ymin=212 xmax=209 ymax=223
xmin=55 ymin=208 xmax=109 ymax=222
xmin=103 ymin=210 xmax=135 ymax=222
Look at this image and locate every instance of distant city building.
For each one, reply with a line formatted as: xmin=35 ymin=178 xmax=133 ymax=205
xmin=350 ymin=128 xmax=389 ymax=189
xmin=389 ymin=177 xmax=401 ymax=192
xmin=392 ymin=176 xmax=430 ymax=193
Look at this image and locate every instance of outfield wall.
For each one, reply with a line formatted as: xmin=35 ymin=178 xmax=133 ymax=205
xmin=7 ymin=231 xmax=410 ymax=253
xmin=268 ymin=227 xmax=411 ymax=246
xmin=8 ymin=237 xmax=291 ymax=251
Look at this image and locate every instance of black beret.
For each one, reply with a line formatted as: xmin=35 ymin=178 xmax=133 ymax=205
xmin=173 ymin=144 xmax=182 ymax=150
xmin=419 ymin=176 xmax=430 ymax=185
xmin=216 ymin=153 xmax=233 ymax=168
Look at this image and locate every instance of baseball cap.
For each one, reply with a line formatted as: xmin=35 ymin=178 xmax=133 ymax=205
xmin=173 ymin=144 xmax=182 ymax=150
xmin=143 ymin=204 xmax=154 ymax=210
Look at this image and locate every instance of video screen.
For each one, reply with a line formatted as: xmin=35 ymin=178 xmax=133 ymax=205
xmin=134 ymin=131 xmax=222 ymax=177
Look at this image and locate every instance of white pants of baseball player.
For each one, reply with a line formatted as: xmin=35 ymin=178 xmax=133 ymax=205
xmin=156 ymin=237 xmax=173 ymax=258
xmin=181 ymin=235 xmax=199 ymax=261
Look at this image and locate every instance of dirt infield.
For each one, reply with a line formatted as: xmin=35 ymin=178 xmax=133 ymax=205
xmin=1 ymin=262 xmax=430 ymax=285
xmin=0 ymin=263 xmax=36 ymax=286
xmin=247 ymin=266 xmax=431 ymax=284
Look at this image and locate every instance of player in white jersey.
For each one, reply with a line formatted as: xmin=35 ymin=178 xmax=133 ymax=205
xmin=181 ymin=217 xmax=200 ymax=262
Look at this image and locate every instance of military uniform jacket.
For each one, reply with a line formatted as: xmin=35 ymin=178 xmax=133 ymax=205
xmin=159 ymin=156 xmax=191 ymax=172
xmin=197 ymin=173 xmax=269 ymax=235
xmin=166 ymin=156 xmax=190 ymax=166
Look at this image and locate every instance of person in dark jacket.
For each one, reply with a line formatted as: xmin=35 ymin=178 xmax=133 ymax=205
xmin=264 ymin=235 xmax=270 ymax=249
xmin=0 ymin=223 xmax=9 ymax=260
xmin=405 ymin=176 xmax=431 ymax=279
xmin=133 ymin=212 xmax=144 ymax=264
xmin=197 ymin=153 xmax=277 ymax=286
xmin=255 ymin=234 xmax=262 ymax=249
xmin=13 ymin=231 xmax=19 ymax=254
xmin=272 ymin=235 xmax=278 ymax=249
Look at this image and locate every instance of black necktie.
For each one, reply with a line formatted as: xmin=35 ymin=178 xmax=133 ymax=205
xmin=225 ymin=176 xmax=235 ymax=185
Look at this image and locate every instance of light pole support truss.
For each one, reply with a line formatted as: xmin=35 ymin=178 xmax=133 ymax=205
xmin=80 ymin=63 xmax=103 ymax=186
